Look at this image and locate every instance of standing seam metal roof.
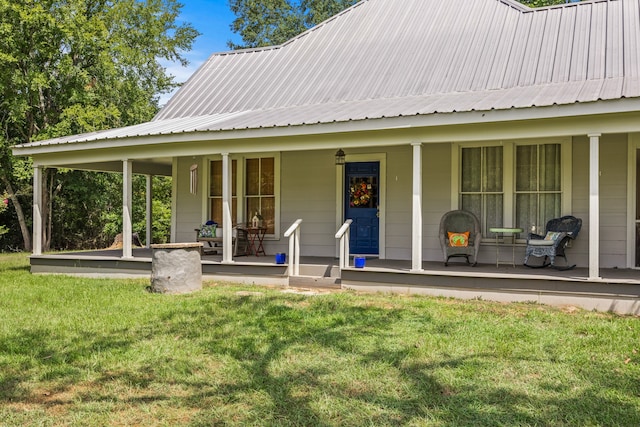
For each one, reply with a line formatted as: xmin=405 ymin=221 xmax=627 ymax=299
xmin=157 ymin=0 xmax=640 ymax=118
xmin=17 ymin=0 xmax=640 ymax=148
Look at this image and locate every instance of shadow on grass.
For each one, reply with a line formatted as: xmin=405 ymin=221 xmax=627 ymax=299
xmin=2 ymin=265 xmax=30 ymax=273
xmin=1 ymin=291 xmax=638 ymax=426
xmin=165 ymin=294 xmax=640 ymax=426
xmin=0 ymin=327 xmax=135 ymax=402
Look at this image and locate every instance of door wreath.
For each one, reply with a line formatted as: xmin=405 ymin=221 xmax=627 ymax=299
xmin=350 ymin=180 xmax=372 ymax=207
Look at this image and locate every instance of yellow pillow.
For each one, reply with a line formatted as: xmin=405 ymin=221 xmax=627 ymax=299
xmin=448 ymin=231 xmax=470 ymax=247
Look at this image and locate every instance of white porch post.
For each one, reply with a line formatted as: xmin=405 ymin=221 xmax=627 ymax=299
xmin=588 ymin=134 xmax=601 ymax=279
xmin=222 ymin=153 xmax=233 ymax=263
xmin=32 ymin=165 xmax=43 ymax=256
xmin=122 ymin=159 xmax=133 ymax=259
xmin=411 ymin=142 xmax=423 ymax=272
xmin=146 ymin=175 xmax=153 ymax=247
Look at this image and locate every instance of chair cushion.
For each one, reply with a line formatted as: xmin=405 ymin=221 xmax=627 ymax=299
xmin=198 ymin=224 xmax=217 ymax=238
xmin=528 ymin=239 xmax=554 ymax=246
xmin=448 ymin=231 xmax=470 ymax=247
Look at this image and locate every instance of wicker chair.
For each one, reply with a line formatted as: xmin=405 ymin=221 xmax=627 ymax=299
xmin=233 ymin=227 xmax=250 ymax=256
xmin=524 ymin=215 xmax=582 ymax=270
xmin=439 ymin=210 xmax=482 ymax=266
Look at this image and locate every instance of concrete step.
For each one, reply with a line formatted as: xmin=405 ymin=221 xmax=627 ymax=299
xmin=297 ymin=263 xmax=340 ymax=278
xmin=288 ymin=275 xmax=341 ymax=289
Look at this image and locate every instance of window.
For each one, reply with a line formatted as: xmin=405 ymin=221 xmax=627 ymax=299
xmin=245 ymin=157 xmax=275 ymax=234
xmin=460 ymin=146 xmax=503 ymax=236
xmin=515 ymin=144 xmax=561 ymax=235
xmin=458 ymin=141 xmax=565 ymax=238
xmin=209 ymin=160 xmax=237 ymax=227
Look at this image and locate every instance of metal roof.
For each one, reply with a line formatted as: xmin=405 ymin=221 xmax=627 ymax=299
xmin=17 ymin=0 xmax=640 ymax=149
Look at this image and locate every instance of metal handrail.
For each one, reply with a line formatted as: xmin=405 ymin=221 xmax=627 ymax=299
xmin=284 ymin=219 xmax=303 ymax=276
xmin=335 ymin=219 xmax=353 ymax=269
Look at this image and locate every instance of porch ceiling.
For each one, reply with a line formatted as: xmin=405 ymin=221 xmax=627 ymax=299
xmin=41 ymin=158 xmax=173 ymax=176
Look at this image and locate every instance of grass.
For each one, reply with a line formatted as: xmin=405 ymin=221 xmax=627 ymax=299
xmin=0 ymin=252 xmax=639 ymax=426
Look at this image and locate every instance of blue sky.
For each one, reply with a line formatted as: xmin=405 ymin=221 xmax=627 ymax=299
xmin=161 ymin=0 xmax=241 ymax=102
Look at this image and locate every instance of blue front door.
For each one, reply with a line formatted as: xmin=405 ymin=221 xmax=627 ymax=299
xmin=345 ymin=162 xmax=379 ymax=255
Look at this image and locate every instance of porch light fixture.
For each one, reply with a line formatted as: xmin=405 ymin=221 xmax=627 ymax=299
xmin=335 ymin=149 xmax=345 ymax=165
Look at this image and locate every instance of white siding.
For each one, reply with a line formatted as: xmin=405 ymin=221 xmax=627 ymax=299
xmin=422 ymin=144 xmax=453 ymax=262
xmin=173 ymin=156 xmax=205 ymax=243
xmin=275 ymin=150 xmax=337 ymax=257
xmin=598 ymin=134 xmax=629 ymax=268
xmin=382 ymin=146 xmax=413 ymax=260
xmin=572 ymin=134 xmax=628 ymax=268
xmin=168 ymin=134 xmax=632 ymax=268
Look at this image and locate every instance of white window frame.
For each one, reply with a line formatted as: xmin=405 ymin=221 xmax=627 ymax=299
xmin=204 ymin=152 xmax=281 ymax=239
xmin=204 ymin=157 xmax=238 ymax=229
xmin=452 ymin=138 xmax=571 ymax=242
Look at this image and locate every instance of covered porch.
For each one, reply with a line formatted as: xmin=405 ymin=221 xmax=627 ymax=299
xmin=29 ymin=248 xmax=640 ymax=315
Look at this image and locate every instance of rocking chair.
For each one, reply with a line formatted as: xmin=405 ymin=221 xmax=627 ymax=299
xmin=523 ymin=215 xmax=582 ymax=270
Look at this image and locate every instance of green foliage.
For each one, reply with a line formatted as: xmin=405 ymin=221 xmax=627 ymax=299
xmin=520 ymin=0 xmax=571 ymax=7
xmin=0 ymin=0 xmax=197 ymax=250
xmin=229 ymin=0 xmax=357 ymax=48
xmin=44 ymin=172 xmax=172 ymax=249
xmin=1 ymin=253 xmax=639 ymax=425
xmin=0 ymin=193 xmax=7 ymax=236
xmin=100 ymin=175 xmax=172 ymax=246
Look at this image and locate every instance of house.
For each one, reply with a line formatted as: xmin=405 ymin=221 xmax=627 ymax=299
xmin=13 ymin=0 xmax=640 ymax=313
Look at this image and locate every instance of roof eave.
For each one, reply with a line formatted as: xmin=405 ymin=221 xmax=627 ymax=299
xmin=12 ymin=98 xmax=640 ymax=158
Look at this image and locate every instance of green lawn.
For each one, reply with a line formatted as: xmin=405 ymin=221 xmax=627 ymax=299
xmin=0 ymin=252 xmax=639 ymax=426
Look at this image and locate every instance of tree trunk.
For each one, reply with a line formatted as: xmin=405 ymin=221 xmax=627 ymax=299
xmin=0 ymin=173 xmax=32 ymax=251
xmin=42 ymin=169 xmax=52 ymax=252
xmin=42 ymin=169 xmax=61 ymax=252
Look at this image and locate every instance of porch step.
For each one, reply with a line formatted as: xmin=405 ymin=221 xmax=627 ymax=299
xmin=288 ymin=275 xmax=341 ymax=289
xmin=297 ymin=262 xmax=340 ymax=278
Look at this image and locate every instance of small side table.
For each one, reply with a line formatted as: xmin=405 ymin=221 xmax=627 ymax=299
xmin=489 ymin=227 xmax=523 ymax=267
xmin=246 ymin=227 xmax=267 ymax=256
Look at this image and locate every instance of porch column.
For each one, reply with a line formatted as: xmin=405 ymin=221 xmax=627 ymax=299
xmin=411 ymin=143 xmax=423 ymax=272
xmin=32 ymin=165 xmax=43 ymax=256
xmin=222 ymin=153 xmax=233 ymax=263
xmin=588 ymin=133 xmax=601 ymax=279
xmin=122 ymin=159 xmax=133 ymax=259
xmin=146 ymin=175 xmax=153 ymax=247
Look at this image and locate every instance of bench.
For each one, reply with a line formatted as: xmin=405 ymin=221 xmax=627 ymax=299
xmin=195 ymin=227 xmax=250 ymax=256
xmin=194 ymin=228 xmax=222 ymax=254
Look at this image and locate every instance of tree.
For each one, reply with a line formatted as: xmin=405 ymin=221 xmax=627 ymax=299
xmin=520 ymin=0 xmax=570 ymax=7
xmin=0 ymin=194 xmax=8 ymax=237
xmin=229 ymin=0 xmax=357 ymax=49
xmin=0 ymin=0 xmax=198 ymax=251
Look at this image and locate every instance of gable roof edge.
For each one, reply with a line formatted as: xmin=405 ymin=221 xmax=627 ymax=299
xmin=498 ymin=0 xmax=531 ymax=12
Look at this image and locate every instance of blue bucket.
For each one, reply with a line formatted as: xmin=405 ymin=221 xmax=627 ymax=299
xmin=275 ymin=253 xmax=286 ymax=264
xmin=354 ymin=256 xmax=366 ymax=268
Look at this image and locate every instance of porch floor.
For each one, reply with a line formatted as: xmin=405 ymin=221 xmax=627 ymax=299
xmin=30 ymin=247 xmax=640 ymax=283
xmin=29 ymin=249 xmax=640 ymax=314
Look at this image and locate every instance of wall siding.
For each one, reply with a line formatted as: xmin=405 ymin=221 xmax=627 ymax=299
xmin=275 ymin=149 xmax=337 ymax=256
xmin=572 ymin=134 xmax=628 ymax=268
xmin=423 ymin=143 xmax=453 ymax=262
xmin=381 ymin=145 xmax=412 ymax=260
xmin=174 ymin=156 xmax=205 ymax=243
xmin=170 ymin=133 xmax=630 ymax=268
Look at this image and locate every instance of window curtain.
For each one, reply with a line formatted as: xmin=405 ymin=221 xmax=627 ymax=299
xmin=461 ymin=146 xmax=503 ymax=235
xmin=515 ymin=144 xmax=561 ymax=234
